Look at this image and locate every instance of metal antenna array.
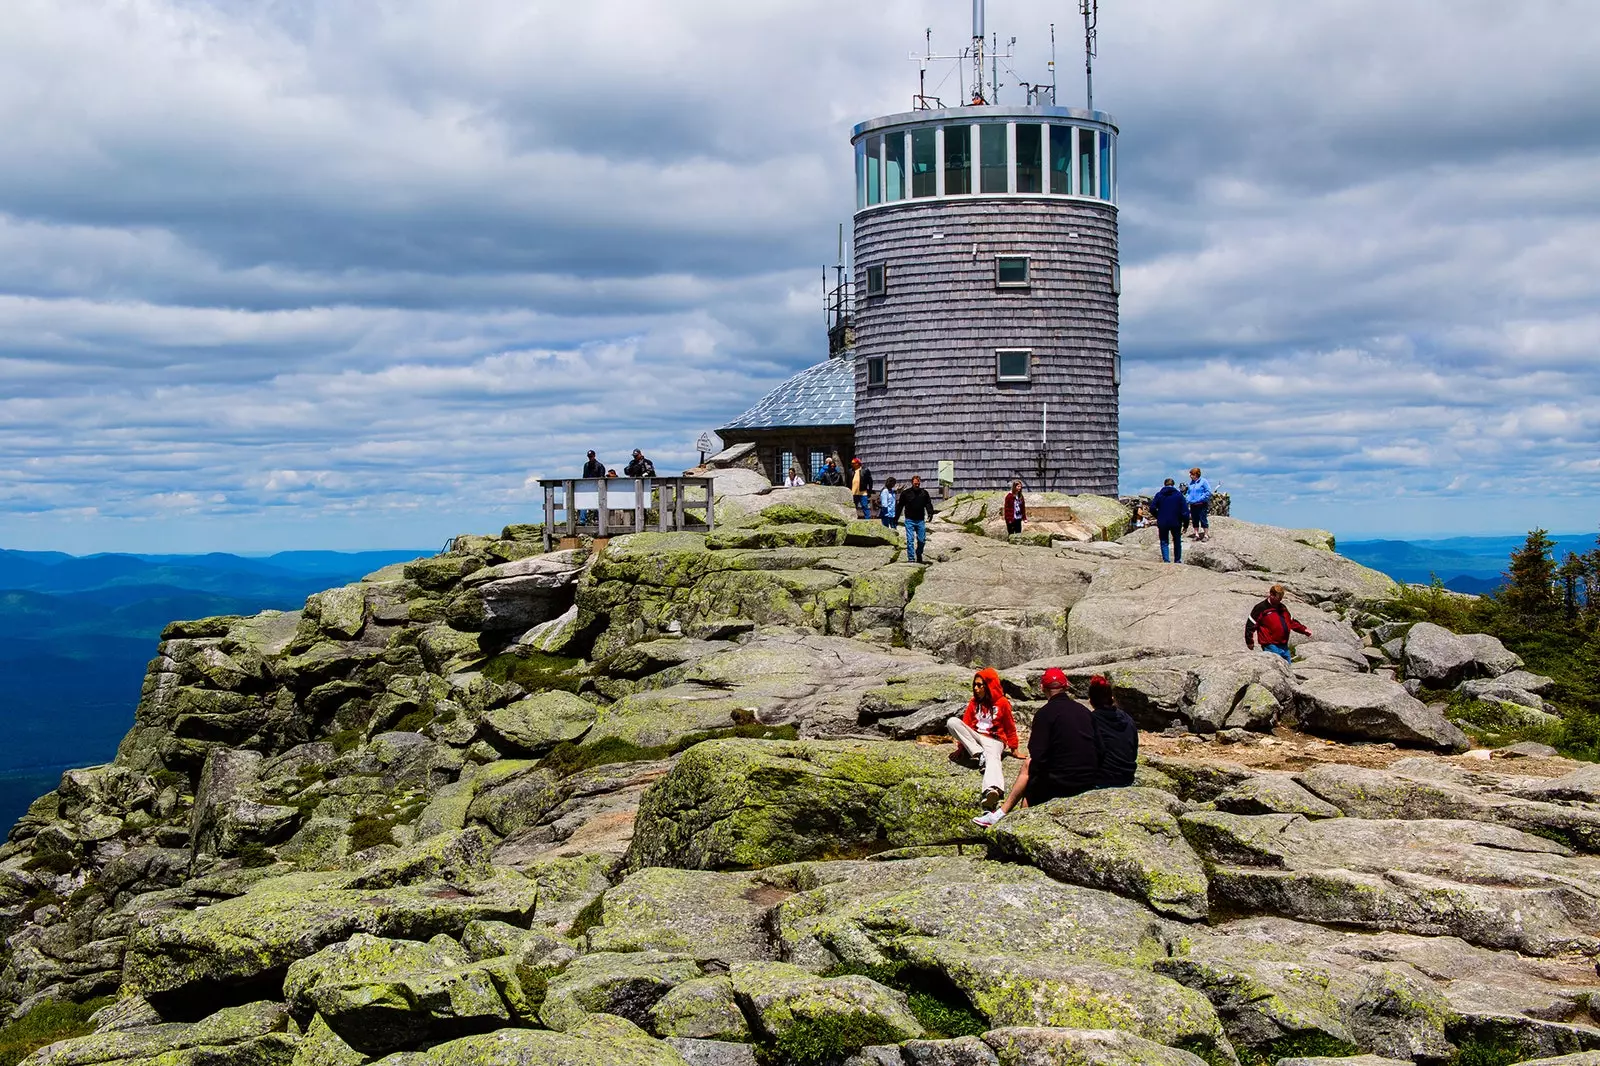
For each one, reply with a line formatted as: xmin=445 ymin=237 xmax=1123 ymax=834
xmin=1080 ymin=0 xmax=1098 ymax=111
xmin=824 ymin=223 xmax=854 ymax=357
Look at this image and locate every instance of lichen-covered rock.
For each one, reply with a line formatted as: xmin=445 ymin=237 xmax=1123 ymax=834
xmin=896 ymin=941 xmax=1229 ymax=1059
xmin=538 ymin=951 xmax=702 ymax=1032
xmin=728 ymin=961 xmax=924 ymax=1057
xmin=123 ymin=870 xmax=539 ymax=1004
xmin=900 ymin=1036 xmax=1000 ymax=1065
xmin=482 ymin=691 xmax=598 ymax=755
xmin=648 ymin=975 xmax=751 ymax=1041
xmin=23 ymin=1001 xmax=296 ymax=1066
xmin=984 ymin=788 xmax=1210 ymax=920
xmin=370 ymin=1023 xmax=692 ymax=1066
xmin=1402 ymin=622 xmax=1476 ymax=686
xmin=625 ymin=739 xmax=982 ymax=871
xmin=344 ymin=828 xmax=495 ymax=890
xmin=903 ymin=546 xmax=1093 ymax=669
xmin=1181 ymin=811 xmax=1600 ymax=956
xmin=1212 ymin=775 xmax=1342 ymax=819
xmin=585 ymin=868 xmax=781 ymax=962
xmin=980 ymin=1027 xmax=1209 ymax=1066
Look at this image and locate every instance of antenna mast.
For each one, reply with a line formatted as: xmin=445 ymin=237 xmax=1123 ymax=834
xmin=971 ymin=0 xmax=986 ymax=104
xmin=1080 ymin=0 xmax=1098 ymax=111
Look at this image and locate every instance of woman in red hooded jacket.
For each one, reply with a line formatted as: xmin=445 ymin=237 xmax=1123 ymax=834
xmin=946 ymin=668 xmax=1019 ymax=809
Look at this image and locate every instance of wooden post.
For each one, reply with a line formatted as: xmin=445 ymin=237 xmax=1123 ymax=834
xmin=543 ymin=483 xmax=555 ymax=553
xmin=703 ymin=478 xmax=715 ymax=532
xmin=565 ymin=480 xmax=576 ymax=538
xmin=634 ymin=479 xmax=646 ymax=533
xmin=658 ymin=481 xmax=671 ymax=533
xmin=596 ymin=478 xmax=608 ymax=538
xmin=675 ymin=480 xmax=688 ymax=531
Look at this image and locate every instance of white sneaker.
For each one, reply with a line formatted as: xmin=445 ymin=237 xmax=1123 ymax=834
xmin=973 ymin=809 xmax=1005 ymax=829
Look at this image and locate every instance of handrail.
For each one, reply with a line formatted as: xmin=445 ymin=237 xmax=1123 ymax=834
xmin=539 ymin=477 xmax=718 ymax=552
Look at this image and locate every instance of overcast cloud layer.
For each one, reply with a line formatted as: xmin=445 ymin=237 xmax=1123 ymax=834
xmin=1 ymin=0 xmax=1597 ymax=552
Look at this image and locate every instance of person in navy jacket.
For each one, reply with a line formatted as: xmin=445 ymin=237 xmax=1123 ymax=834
xmin=1151 ymin=478 xmax=1189 ymax=564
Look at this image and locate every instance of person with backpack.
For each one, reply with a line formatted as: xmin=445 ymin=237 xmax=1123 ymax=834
xmin=973 ymin=667 xmax=1097 ymax=827
xmin=850 ymin=458 xmax=874 ymax=519
xmin=947 ymin=668 xmax=1019 ymax=811
xmin=1086 ymin=676 xmax=1137 ymax=788
xmin=624 ymin=449 xmax=657 ymax=478
xmin=1245 ymin=583 xmax=1312 ymax=664
xmin=1151 ymin=477 xmax=1189 ymax=564
xmin=879 ymin=477 xmax=899 ymax=529
xmin=817 ymin=458 xmax=845 ymax=487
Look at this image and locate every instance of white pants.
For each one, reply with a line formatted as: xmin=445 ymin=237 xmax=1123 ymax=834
xmin=947 ymin=717 xmax=1006 ymax=793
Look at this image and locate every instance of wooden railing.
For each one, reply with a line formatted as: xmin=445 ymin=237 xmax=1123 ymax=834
xmin=537 ymin=477 xmax=717 ymax=551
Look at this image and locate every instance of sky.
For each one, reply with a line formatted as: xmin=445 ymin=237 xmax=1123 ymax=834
xmin=0 ymin=0 xmax=1597 ymax=553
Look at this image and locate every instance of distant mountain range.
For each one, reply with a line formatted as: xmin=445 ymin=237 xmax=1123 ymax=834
xmin=1340 ymin=533 xmax=1597 ymax=594
xmin=0 ymin=549 xmax=427 ymax=830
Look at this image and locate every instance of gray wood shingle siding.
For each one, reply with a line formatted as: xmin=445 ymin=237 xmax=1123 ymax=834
xmin=852 ymin=198 xmax=1119 ymax=494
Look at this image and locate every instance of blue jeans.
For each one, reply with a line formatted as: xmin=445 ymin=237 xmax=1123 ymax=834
xmin=1262 ymin=643 xmax=1291 ymax=664
xmin=904 ymin=519 xmax=927 ymax=561
xmin=880 ymin=514 xmax=897 ymax=529
xmin=855 ymin=495 xmax=872 ymax=519
xmin=1159 ymin=525 xmax=1183 ymax=563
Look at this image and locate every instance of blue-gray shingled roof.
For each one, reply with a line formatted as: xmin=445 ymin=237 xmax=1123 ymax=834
xmin=720 ymin=355 xmax=856 ymax=431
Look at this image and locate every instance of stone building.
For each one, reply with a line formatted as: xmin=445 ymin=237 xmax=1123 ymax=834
xmin=716 ymin=353 xmax=854 ymax=484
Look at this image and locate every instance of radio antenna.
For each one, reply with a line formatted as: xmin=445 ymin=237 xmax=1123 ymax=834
xmin=1080 ymin=0 xmax=1098 ymax=110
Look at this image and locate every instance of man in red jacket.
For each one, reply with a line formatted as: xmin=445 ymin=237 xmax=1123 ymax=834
xmin=1245 ymin=584 xmax=1311 ymax=664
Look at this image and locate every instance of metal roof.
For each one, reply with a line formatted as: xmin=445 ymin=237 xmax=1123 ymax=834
xmin=721 ymin=355 xmax=855 ymax=431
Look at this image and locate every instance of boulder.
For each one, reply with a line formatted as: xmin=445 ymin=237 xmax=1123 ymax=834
xmin=20 ymin=1001 xmax=297 ymax=1066
xmin=344 ymin=827 xmax=496 ymax=889
xmin=904 ymin=545 xmax=1093 ymax=669
xmin=1212 ymin=775 xmax=1342 ymax=819
xmin=981 ymin=1027 xmax=1208 ymax=1066
xmin=369 ymin=1024 xmax=692 ymax=1066
xmin=1181 ymin=811 xmax=1600 ymax=956
xmin=984 ymin=788 xmax=1210 ymax=920
xmin=539 ymin=950 xmax=702 ymax=1031
xmin=481 ymin=691 xmax=598 ymax=755
xmin=1456 ymin=632 xmax=1523 ymax=677
xmin=1402 ymin=623 xmax=1476 ymax=686
xmin=1292 ymin=672 xmax=1469 ymax=751
xmin=649 ymin=975 xmax=751 ymax=1041
xmin=123 ymin=870 xmax=540 ymax=1005
xmin=189 ymin=747 xmax=265 ymax=859
xmin=728 ymin=961 xmax=924 ymax=1056
xmin=624 ymin=739 xmax=984 ymax=871
xmin=1119 ymin=518 xmax=1395 ymax=600
xmin=900 ymin=1036 xmax=1001 ymax=1065
xmin=585 ymin=867 xmax=782 ymax=962
xmin=667 ymin=1037 xmax=760 ymax=1066
xmin=1515 ymin=764 xmax=1600 ymax=804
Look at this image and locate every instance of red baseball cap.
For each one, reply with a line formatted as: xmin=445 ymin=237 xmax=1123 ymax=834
xmin=1040 ymin=667 xmax=1068 ymax=689
xmin=851 ymin=458 xmax=861 ymax=465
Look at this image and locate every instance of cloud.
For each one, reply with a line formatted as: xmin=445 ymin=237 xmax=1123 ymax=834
xmin=0 ymin=0 xmax=1596 ymax=552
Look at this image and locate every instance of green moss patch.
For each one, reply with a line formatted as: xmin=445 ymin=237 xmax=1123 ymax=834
xmin=482 ymin=650 xmax=584 ymax=694
xmin=539 ymin=723 xmax=798 ymax=778
xmin=1236 ymin=1031 xmax=1358 ymax=1066
xmin=0 ymin=996 xmax=113 ymax=1066
xmin=823 ymin=962 xmax=986 ymax=1040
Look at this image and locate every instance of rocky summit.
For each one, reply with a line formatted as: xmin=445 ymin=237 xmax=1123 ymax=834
xmin=1 ymin=480 xmax=1596 ymax=1066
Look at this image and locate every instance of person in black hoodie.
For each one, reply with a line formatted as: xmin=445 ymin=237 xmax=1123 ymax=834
xmin=899 ymin=475 xmax=936 ymax=562
xmin=1086 ymin=675 xmax=1138 ymax=788
xmin=1151 ymin=478 xmax=1189 ymax=564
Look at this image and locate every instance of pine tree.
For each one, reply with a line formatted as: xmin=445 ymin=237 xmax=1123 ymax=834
xmin=1501 ymin=529 xmax=1559 ymax=625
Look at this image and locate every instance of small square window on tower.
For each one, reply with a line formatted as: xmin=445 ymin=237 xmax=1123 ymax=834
xmin=996 ymin=255 xmax=1030 ymax=288
xmin=866 ymin=356 xmax=887 ymax=387
xmin=865 ymin=264 xmax=887 ymax=297
xmin=996 ymin=349 xmax=1032 ymax=382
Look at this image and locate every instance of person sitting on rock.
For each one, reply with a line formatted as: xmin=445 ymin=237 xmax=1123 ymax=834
xmin=975 ymin=667 xmax=1099 ymax=828
xmin=818 ymin=458 xmax=845 ymax=486
xmin=785 ymin=466 xmax=806 ymax=487
xmin=947 ymin=668 xmax=1018 ymax=810
xmin=1087 ymin=675 xmax=1138 ymax=788
xmin=1246 ymin=583 xmax=1311 ymax=664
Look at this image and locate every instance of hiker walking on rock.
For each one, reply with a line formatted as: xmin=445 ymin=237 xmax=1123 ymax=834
xmin=947 ymin=668 xmax=1018 ymax=811
xmin=975 ymin=667 xmax=1099 ymax=827
xmin=1004 ymin=480 xmax=1027 ymax=536
xmin=850 ymin=458 xmax=874 ymax=519
xmin=1087 ymin=676 xmax=1138 ymax=788
xmin=879 ymin=477 xmax=899 ymax=529
xmin=1245 ymin=583 xmax=1311 ymax=664
xmin=1185 ymin=468 xmax=1213 ymax=541
xmin=899 ymin=475 xmax=935 ymax=563
xmin=1152 ymin=478 xmax=1189 ymax=563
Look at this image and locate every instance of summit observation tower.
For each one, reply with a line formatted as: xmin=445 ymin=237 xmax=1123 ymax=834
xmin=850 ymin=1 xmax=1120 ymax=494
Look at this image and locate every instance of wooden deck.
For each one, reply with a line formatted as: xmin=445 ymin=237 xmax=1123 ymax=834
xmin=538 ymin=477 xmax=716 ymax=552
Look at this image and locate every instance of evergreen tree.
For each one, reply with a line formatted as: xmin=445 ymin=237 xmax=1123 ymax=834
xmin=1501 ymin=529 xmax=1559 ymax=626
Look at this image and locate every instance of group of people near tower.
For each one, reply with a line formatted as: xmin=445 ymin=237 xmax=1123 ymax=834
xmin=802 ymin=456 xmax=940 ymax=564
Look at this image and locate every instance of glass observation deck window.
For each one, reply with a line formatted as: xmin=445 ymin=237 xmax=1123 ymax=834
xmin=911 ymin=128 xmax=936 ymax=197
xmin=855 ymin=118 xmax=1116 ymax=210
xmin=1016 ymin=124 xmax=1043 ymax=194
xmin=944 ymin=124 xmax=972 ymax=195
xmin=979 ymin=124 xmax=1008 ymax=194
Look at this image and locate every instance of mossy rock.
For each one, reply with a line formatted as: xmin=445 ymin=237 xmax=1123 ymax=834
xmin=586 ymin=867 xmax=781 ymax=961
xmin=403 ymin=555 xmax=486 ymax=592
xmin=742 ymin=503 xmax=850 ymax=528
xmin=706 ymin=523 xmax=845 ymax=550
xmin=729 ymin=960 xmax=924 ymax=1063
xmin=538 ymin=951 xmax=703 ymax=1032
xmin=482 ymin=691 xmax=598 ymax=755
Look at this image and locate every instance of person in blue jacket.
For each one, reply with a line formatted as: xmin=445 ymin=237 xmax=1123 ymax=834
xmin=1151 ymin=478 xmax=1189 ymax=564
xmin=1185 ymin=467 xmax=1214 ymax=542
